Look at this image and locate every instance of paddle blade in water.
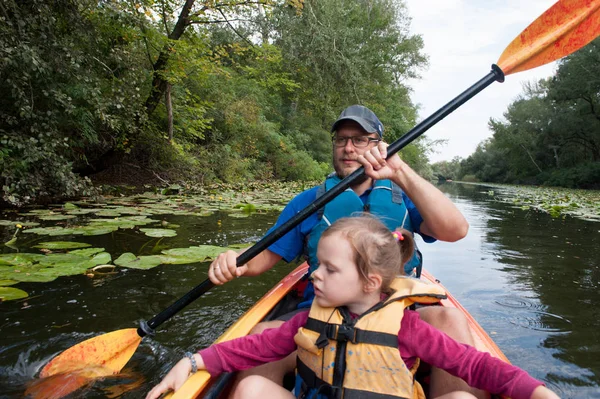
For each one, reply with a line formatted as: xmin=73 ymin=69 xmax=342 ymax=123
xmin=25 ymin=366 xmax=110 ymax=399
xmin=497 ymin=0 xmax=600 ymax=75
xmin=40 ymin=328 xmax=142 ymax=378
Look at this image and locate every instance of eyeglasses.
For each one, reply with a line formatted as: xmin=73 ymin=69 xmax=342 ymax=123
xmin=332 ymin=136 xmax=381 ymax=148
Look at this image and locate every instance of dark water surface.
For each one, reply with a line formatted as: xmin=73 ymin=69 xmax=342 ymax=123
xmin=1 ymin=183 xmax=599 ymax=398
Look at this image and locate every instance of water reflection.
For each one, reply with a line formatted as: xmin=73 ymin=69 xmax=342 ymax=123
xmin=428 ymin=183 xmax=600 ymax=397
xmin=1 ymin=183 xmax=599 ymax=398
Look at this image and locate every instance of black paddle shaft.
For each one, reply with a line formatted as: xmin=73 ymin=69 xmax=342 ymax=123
xmin=138 ymin=65 xmax=505 ymax=337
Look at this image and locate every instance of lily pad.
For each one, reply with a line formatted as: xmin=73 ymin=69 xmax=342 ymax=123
xmin=0 ymin=220 xmax=39 ymax=227
xmin=0 ymin=220 xmax=20 ymax=226
xmin=114 ymin=253 xmax=163 ymax=270
xmin=0 ymin=253 xmax=45 ymax=267
xmin=34 ymin=241 xmax=92 ymax=250
xmin=22 ymin=226 xmax=79 ymax=236
xmin=69 ymin=248 xmax=106 ymax=257
xmin=66 ymin=209 xmax=100 ymax=215
xmin=161 ymin=245 xmax=231 ymax=263
xmin=63 ymin=202 xmax=79 ymax=210
xmin=80 ymin=226 xmax=119 ymax=236
xmin=0 ymin=251 xmax=111 ymax=283
xmin=0 ymin=287 xmax=29 ymax=301
xmin=38 ymin=214 xmax=77 ymax=221
xmin=0 ymin=280 xmax=18 ymax=286
xmin=0 ymin=265 xmax=58 ymax=283
xmin=139 ymin=228 xmax=177 ymax=238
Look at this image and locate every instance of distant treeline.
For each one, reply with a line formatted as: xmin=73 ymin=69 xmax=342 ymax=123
xmin=433 ymin=38 xmax=600 ymax=190
xmin=0 ymin=0 xmax=436 ymax=207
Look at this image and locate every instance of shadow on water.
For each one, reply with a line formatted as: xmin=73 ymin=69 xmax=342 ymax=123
xmin=1 ymin=183 xmax=599 ymax=398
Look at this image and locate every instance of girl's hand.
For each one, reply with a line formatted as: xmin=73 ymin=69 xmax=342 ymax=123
xmin=146 ymin=355 xmax=198 ymax=399
xmin=530 ymin=386 xmax=560 ymax=399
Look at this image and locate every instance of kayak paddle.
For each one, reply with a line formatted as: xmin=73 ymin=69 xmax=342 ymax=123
xmin=39 ymin=0 xmax=600 ymax=382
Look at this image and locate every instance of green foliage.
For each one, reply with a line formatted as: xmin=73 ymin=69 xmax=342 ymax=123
xmin=0 ymin=0 xmax=146 ymax=206
xmin=1 ymin=0 xmax=430 ymax=206
xmin=459 ymin=38 xmax=600 ymax=189
xmin=539 ymin=163 xmax=600 ymax=189
xmin=432 ymin=157 xmax=463 ymax=180
xmin=0 ymin=133 xmax=96 ymax=206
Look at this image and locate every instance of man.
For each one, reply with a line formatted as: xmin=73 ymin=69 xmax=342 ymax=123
xmin=209 ymin=105 xmax=482 ymax=398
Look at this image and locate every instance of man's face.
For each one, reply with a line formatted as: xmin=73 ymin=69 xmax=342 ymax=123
xmin=332 ymin=121 xmax=380 ymax=178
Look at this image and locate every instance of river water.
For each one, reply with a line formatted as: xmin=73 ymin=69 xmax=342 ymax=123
xmin=1 ymin=183 xmax=598 ymax=398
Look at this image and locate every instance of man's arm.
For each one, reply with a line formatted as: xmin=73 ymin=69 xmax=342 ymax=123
xmin=391 ymin=158 xmax=468 ymax=242
xmin=208 ymin=187 xmax=317 ymax=285
xmin=358 ymin=142 xmax=468 ymax=242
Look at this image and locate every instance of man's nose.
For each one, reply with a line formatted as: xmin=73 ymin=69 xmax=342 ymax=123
xmin=343 ymin=139 xmax=355 ymax=152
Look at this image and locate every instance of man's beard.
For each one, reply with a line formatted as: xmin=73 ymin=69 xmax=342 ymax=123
xmin=334 ymin=162 xmax=369 ymax=185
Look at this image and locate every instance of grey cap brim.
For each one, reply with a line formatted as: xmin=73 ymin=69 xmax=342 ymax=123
xmin=331 ymin=116 xmax=381 ymax=137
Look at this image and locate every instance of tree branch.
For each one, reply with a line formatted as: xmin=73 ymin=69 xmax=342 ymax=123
xmin=217 ymin=8 xmax=255 ymax=47
xmin=187 ymin=17 xmax=253 ymax=25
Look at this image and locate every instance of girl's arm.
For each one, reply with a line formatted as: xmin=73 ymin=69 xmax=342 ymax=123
xmin=200 ymin=310 xmax=308 ymax=375
xmin=146 ymin=311 xmax=309 ymax=399
xmin=400 ymin=311 xmax=555 ymax=399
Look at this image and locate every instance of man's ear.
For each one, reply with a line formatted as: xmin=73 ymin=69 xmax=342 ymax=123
xmin=364 ymin=273 xmax=382 ymax=293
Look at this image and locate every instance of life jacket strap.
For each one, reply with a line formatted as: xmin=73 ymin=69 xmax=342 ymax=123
xmin=305 ymin=317 xmax=398 ymax=348
xmin=297 ymin=358 xmax=341 ymax=398
xmin=297 ymin=358 xmax=411 ymax=399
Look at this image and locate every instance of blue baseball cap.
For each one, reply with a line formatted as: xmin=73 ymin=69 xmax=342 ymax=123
xmin=331 ymin=105 xmax=384 ymax=138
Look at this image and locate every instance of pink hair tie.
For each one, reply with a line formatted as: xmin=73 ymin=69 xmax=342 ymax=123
xmin=392 ymin=231 xmax=404 ymax=241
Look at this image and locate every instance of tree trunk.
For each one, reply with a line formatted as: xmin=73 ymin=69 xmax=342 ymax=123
xmin=520 ymin=144 xmax=543 ymax=173
xmin=145 ymin=0 xmax=196 ymax=116
xmin=166 ymin=83 xmax=173 ymax=142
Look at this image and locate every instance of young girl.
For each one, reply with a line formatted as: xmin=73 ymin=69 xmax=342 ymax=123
xmin=146 ymin=216 xmax=560 ymax=399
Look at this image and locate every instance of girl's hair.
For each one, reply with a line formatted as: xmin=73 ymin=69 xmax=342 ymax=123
xmin=320 ymin=215 xmax=415 ymax=293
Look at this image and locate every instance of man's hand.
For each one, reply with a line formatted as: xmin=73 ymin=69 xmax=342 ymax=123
xmin=357 ymin=142 xmax=404 ymax=181
xmin=208 ymin=250 xmax=248 ymax=285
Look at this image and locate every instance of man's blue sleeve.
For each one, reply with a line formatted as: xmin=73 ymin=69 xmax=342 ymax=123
xmin=266 ymin=187 xmax=320 ymax=263
xmin=402 ymin=193 xmax=436 ymax=243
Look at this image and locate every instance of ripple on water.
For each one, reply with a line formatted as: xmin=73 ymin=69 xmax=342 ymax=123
xmin=494 ymin=296 xmax=572 ymax=333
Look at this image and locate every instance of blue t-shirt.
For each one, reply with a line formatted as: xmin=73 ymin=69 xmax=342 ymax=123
xmin=266 ymin=185 xmax=435 ymax=263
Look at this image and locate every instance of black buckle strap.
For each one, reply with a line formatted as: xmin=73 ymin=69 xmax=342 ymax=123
xmin=335 ymin=324 xmax=356 ymax=343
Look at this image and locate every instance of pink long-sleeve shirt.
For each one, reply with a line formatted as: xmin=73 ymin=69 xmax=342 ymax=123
xmin=199 ymin=310 xmax=543 ymax=399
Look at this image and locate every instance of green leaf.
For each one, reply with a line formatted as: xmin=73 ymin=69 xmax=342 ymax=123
xmin=114 ymin=253 xmax=163 ymax=270
xmin=139 ymin=228 xmax=177 ymax=237
xmin=34 ymin=241 xmax=92 ymax=250
xmin=161 ymin=245 xmax=231 ymax=263
xmin=69 ymin=248 xmax=106 ymax=257
xmin=0 ymin=287 xmax=29 ymax=301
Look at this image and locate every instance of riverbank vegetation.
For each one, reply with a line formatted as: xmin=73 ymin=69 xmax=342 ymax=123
xmin=432 ymin=38 xmax=600 ymax=190
xmin=0 ymin=0 xmax=433 ymax=207
xmin=466 ymin=182 xmax=600 ymax=222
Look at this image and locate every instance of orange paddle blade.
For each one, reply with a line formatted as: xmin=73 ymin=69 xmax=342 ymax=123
xmin=497 ymin=0 xmax=600 ymax=75
xmin=40 ymin=328 xmax=142 ymax=378
xmin=25 ymin=366 xmax=111 ymax=399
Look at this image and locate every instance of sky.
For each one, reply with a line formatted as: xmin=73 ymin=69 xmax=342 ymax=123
xmin=405 ymin=0 xmax=559 ymax=163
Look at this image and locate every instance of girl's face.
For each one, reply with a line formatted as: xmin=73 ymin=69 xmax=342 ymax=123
xmin=313 ymin=233 xmax=372 ymax=314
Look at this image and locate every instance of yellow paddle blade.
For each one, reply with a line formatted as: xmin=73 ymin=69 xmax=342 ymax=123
xmin=498 ymin=0 xmax=600 ymax=75
xmin=40 ymin=328 xmax=142 ymax=378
